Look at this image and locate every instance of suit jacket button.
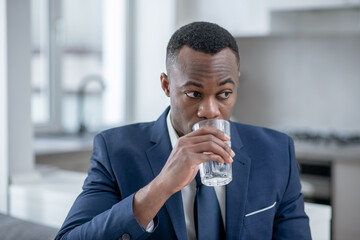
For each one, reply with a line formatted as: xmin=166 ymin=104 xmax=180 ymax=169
xmin=121 ymin=233 xmax=130 ymax=240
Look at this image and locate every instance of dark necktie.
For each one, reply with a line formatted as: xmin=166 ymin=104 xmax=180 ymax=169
xmin=194 ymin=173 xmax=226 ymax=240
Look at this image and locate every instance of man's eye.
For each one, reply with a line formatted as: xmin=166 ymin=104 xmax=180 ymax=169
xmin=185 ymin=91 xmax=201 ymax=98
xmin=218 ymin=91 xmax=232 ymax=99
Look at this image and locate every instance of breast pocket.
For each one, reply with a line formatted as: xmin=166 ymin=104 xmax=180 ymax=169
xmin=242 ymin=201 xmax=276 ymax=239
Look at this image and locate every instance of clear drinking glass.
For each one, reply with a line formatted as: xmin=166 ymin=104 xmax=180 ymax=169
xmin=192 ymin=119 xmax=232 ymax=186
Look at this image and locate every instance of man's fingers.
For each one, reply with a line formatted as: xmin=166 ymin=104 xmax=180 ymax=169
xmin=196 ymin=152 xmax=233 ymax=165
xmin=189 ymin=134 xmax=234 ymax=157
xmin=190 ymin=142 xmax=233 ymax=164
xmin=175 ymin=125 xmax=234 ymax=165
xmin=187 ymin=126 xmax=230 ymax=141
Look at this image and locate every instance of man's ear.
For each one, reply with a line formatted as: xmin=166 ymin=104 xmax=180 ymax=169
xmin=160 ymin=73 xmax=170 ymax=97
xmin=236 ymin=71 xmax=241 ymax=85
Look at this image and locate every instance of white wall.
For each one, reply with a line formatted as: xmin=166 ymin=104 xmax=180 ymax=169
xmin=133 ymin=0 xmax=176 ymax=122
xmin=233 ymin=34 xmax=360 ymax=133
xmin=7 ymin=0 xmax=34 ymax=177
xmin=133 ymin=3 xmax=360 ymax=132
xmin=270 ymin=8 xmax=360 ymax=35
xmin=1 ymin=0 xmax=35 ymax=214
xmin=176 ymin=0 xmax=270 ymax=36
xmin=0 ymin=0 xmax=9 ymax=214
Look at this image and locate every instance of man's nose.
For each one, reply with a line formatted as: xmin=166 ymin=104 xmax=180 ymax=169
xmin=197 ymin=97 xmax=220 ymax=119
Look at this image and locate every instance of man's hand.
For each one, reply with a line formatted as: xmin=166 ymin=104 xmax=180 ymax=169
xmin=157 ymin=126 xmax=234 ymax=195
xmin=133 ymin=126 xmax=234 ymax=229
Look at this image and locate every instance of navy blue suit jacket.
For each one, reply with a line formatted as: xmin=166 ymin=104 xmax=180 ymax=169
xmin=56 ymin=107 xmax=311 ymax=240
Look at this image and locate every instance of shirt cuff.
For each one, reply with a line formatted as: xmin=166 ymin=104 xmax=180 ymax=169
xmin=145 ymin=219 xmax=154 ymax=232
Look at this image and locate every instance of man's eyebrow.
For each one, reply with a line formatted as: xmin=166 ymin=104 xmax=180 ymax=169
xmin=219 ymin=78 xmax=235 ymax=86
xmin=183 ymin=81 xmax=203 ymax=88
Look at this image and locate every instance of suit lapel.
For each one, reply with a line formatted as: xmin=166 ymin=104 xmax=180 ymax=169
xmin=145 ymin=107 xmax=187 ymax=240
xmin=226 ymin=123 xmax=252 ymax=239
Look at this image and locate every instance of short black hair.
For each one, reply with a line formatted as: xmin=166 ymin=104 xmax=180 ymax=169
xmin=166 ymin=21 xmax=240 ymax=72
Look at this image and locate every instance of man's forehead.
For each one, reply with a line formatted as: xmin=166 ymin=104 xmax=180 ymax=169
xmin=173 ymin=47 xmax=238 ymax=77
xmin=176 ymin=46 xmax=237 ymax=63
xmin=183 ymin=78 xmax=236 ymax=88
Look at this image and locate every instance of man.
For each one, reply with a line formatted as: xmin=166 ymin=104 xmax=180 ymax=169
xmin=55 ymin=22 xmax=311 ymax=240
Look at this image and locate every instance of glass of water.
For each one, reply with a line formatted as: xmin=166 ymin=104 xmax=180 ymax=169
xmin=192 ymin=119 xmax=232 ymax=186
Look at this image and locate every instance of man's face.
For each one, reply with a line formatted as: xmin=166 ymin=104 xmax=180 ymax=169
xmin=161 ymin=46 xmax=240 ymax=136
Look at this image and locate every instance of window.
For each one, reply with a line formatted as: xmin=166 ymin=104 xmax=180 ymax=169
xmin=31 ymin=0 xmax=50 ymax=125
xmin=31 ymin=0 xmax=126 ymax=134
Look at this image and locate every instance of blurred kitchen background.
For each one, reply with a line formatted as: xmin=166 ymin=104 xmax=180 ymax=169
xmin=1 ymin=0 xmax=359 ymax=239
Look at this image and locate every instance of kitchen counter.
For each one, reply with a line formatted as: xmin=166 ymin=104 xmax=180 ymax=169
xmin=295 ymin=141 xmax=360 ymax=162
xmin=34 ymin=134 xmax=95 ymax=172
xmin=35 ymin=135 xmax=360 ymax=160
xmin=34 ymin=134 xmax=94 ymax=155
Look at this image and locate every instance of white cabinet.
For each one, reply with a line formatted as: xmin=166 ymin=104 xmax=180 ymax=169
xmin=10 ymin=169 xmax=87 ymax=228
xmin=176 ymin=0 xmax=360 ymax=37
xmin=270 ymin=0 xmax=360 ymax=11
xmin=176 ymin=0 xmax=272 ymax=37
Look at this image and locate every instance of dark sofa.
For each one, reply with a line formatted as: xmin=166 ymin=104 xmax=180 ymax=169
xmin=0 ymin=214 xmax=58 ymax=240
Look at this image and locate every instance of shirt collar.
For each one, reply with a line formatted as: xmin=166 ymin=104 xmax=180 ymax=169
xmin=166 ymin=110 xmax=179 ymax=148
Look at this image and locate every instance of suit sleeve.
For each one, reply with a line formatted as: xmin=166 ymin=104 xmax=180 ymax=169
xmin=55 ymin=134 xmax=158 ymax=240
xmin=273 ymin=137 xmax=312 ymax=239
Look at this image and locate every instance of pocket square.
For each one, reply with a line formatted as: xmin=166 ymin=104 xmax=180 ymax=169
xmin=245 ymin=201 xmax=277 ymax=217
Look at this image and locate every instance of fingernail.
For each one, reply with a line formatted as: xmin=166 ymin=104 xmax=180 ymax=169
xmin=224 ymin=134 xmax=230 ymax=140
xmin=231 ymin=150 xmax=235 ymax=157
